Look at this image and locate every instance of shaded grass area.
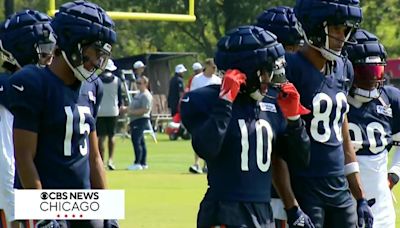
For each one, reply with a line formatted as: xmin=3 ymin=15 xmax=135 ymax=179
xmin=107 ymin=134 xmax=400 ymax=227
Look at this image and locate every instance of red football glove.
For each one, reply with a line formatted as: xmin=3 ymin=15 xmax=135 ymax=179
xmin=219 ymin=69 xmax=246 ymax=103
xmin=277 ymin=82 xmax=310 ymax=119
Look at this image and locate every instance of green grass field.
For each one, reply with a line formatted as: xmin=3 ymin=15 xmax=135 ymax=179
xmin=106 ymin=134 xmax=400 ymax=227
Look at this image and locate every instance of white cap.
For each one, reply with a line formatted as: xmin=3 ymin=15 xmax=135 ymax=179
xmin=175 ymin=64 xmax=187 ymax=73
xmin=192 ymin=62 xmax=203 ymax=71
xmin=133 ymin=61 xmax=145 ymax=69
xmin=105 ymin=59 xmax=117 ymax=71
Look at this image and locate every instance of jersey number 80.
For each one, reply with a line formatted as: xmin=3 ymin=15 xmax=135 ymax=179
xmin=310 ymin=92 xmax=349 ymax=143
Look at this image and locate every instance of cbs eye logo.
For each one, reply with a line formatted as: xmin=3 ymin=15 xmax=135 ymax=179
xmin=40 ymin=192 xmax=48 ymax=200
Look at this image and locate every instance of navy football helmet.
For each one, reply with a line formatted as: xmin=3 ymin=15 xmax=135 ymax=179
xmin=256 ymin=6 xmax=303 ymax=48
xmin=294 ymin=0 xmax=362 ymax=60
xmin=215 ymin=25 xmax=286 ymax=99
xmin=0 ymin=9 xmax=55 ymax=69
xmin=344 ymin=29 xmax=386 ymax=101
xmin=51 ymin=0 xmax=117 ymax=82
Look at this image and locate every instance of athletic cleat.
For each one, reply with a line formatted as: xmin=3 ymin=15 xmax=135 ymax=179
xmin=127 ymin=164 xmax=143 ymax=171
xmin=107 ymin=161 xmax=116 ymax=170
xmin=189 ymin=164 xmax=203 ymax=174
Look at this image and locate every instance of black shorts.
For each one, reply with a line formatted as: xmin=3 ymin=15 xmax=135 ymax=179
xmin=291 ymin=175 xmax=356 ymax=228
xmin=96 ymin=116 xmax=117 ymax=137
xmin=197 ymin=200 xmax=274 ymax=228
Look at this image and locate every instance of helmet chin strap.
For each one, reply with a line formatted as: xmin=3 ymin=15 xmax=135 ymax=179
xmin=350 ymin=87 xmax=379 ymax=104
xmin=301 ymin=22 xmax=353 ymax=61
xmin=61 ymin=50 xmax=97 ymax=82
xmin=250 ymin=90 xmax=265 ymax=101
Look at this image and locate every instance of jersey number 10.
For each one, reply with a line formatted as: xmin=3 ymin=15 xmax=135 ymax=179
xmin=238 ymin=119 xmax=273 ymax=172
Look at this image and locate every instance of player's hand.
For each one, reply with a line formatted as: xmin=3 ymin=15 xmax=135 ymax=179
xmin=286 ymin=206 xmax=315 ymax=228
xmin=104 ymin=219 xmax=119 ymax=228
xmin=357 ymin=198 xmax=374 ymax=228
xmin=35 ymin=220 xmax=60 ymax=228
xmin=277 ymin=83 xmax=310 ymax=119
xmin=388 ymin=173 xmax=399 ymax=190
xmin=219 ymin=69 xmax=246 ymax=103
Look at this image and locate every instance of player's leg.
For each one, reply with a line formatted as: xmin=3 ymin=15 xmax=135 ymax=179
xmin=290 ymin=177 xmax=326 ymax=228
xmin=357 ymin=152 xmax=395 ymax=227
xmin=197 ymin=200 xmax=274 ymax=228
xmin=323 ymin=204 xmax=356 ymax=228
xmin=270 ymin=198 xmax=287 ymax=228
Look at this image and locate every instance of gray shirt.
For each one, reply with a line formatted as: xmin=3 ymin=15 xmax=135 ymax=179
xmin=129 ymin=89 xmax=153 ymax=121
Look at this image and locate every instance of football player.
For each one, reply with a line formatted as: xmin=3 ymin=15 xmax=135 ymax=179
xmin=0 ymin=9 xmax=55 ymax=228
xmin=256 ymin=6 xmax=304 ymax=53
xmin=180 ymin=25 xmax=313 ymax=228
xmin=7 ymin=1 xmax=117 ymax=227
xmin=279 ymin=0 xmax=374 ymax=227
xmin=256 ymin=6 xmax=305 ymax=228
xmin=344 ymin=29 xmax=399 ymax=228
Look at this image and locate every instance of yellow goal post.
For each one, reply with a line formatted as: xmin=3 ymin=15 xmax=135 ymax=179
xmin=48 ymin=0 xmax=196 ymax=22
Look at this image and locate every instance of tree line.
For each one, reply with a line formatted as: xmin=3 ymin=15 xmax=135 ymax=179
xmin=1 ymin=0 xmax=399 ymax=59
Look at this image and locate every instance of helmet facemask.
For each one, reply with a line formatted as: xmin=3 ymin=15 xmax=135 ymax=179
xmin=249 ymin=57 xmax=288 ymax=101
xmin=299 ymin=20 xmax=358 ymax=61
xmin=62 ymin=40 xmax=112 ymax=82
xmin=351 ymin=56 xmax=385 ymax=103
xmin=0 ymin=40 xmax=21 ymax=68
xmin=36 ymin=32 xmax=56 ymax=67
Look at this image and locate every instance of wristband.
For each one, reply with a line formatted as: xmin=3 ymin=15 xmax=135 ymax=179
xmin=344 ymin=162 xmax=360 ymax=176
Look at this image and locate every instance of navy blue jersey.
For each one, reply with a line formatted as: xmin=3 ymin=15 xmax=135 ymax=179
xmin=285 ymin=52 xmax=353 ymax=177
xmin=90 ymin=76 xmax=103 ymax=119
xmin=8 ymin=65 xmax=101 ymax=189
xmin=0 ymin=72 xmax=11 ymax=109
xmin=348 ymin=86 xmax=400 ymax=155
xmin=79 ymin=78 xmax=104 ymax=118
xmin=181 ymin=85 xmax=287 ymax=202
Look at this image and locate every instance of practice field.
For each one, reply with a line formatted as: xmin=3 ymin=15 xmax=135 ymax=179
xmin=107 ymin=134 xmax=400 ymax=227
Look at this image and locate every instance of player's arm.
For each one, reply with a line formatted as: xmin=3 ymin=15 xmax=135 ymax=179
xmin=181 ymin=70 xmax=244 ymax=160
xmin=342 ymin=116 xmax=365 ymax=199
xmin=387 ymin=87 xmax=400 ymax=189
xmin=13 ymin=129 xmax=41 ymax=189
xmin=342 ymin=116 xmax=374 ymax=227
xmin=272 ymin=153 xmax=314 ymax=228
xmin=89 ymin=131 xmax=107 ymax=189
xmin=278 ymin=118 xmax=310 ymax=168
xmin=276 ymin=83 xmax=311 ymax=168
xmin=272 ymin=154 xmax=298 ymax=208
xmin=94 ymin=79 xmax=104 ymax=118
xmin=187 ymin=98 xmax=232 ymax=160
xmin=9 ymin=70 xmax=43 ymax=189
xmin=388 ymin=145 xmax=400 ymax=189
